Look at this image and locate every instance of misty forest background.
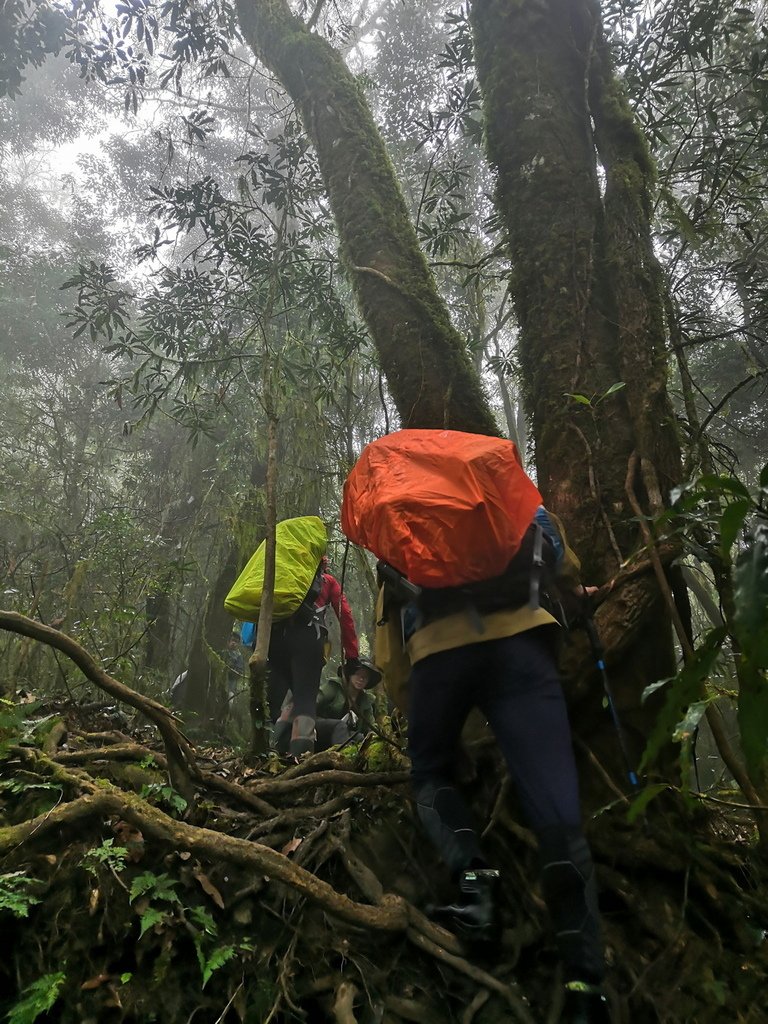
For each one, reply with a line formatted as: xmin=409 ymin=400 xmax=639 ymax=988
xmin=1 ymin=1 xmax=768 ymax=1022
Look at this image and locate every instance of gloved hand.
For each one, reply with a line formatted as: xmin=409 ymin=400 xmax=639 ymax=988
xmin=341 ymin=710 xmax=358 ymax=730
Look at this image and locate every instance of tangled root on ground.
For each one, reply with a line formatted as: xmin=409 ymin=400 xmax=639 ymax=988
xmin=1 ymin=712 xmax=767 ymax=1024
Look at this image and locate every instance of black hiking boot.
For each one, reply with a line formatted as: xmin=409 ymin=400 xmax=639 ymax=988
xmin=272 ymin=719 xmax=292 ymax=755
xmin=428 ymin=868 xmax=500 ymax=944
xmin=560 ymin=982 xmax=611 ymax=1024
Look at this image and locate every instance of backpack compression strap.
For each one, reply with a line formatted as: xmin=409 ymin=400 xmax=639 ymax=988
xmin=529 ymin=522 xmax=545 ymax=611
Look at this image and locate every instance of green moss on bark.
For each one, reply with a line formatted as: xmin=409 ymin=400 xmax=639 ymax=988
xmin=470 ymin=0 xmax=685 ymax=768
xmin=471 ymin=0 xmax=681 ymax=574
xmin=235 ymin=0 xmax=498 ymax=434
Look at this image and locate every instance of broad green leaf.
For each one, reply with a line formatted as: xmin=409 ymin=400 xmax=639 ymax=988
xmin=641 ymin=677 xmax=672 ymax=702
xmin=626 ymin=783 xmax=669 ymax=824
xmin=563 ymin=392 xmax=592 ymax=406
xmin=673 ymin=699 xmax=710 ymax=745
xmin=697 ymin=474 xmax=751 ymax=499
xmin=641 ymin=628 xmax=727 ymax=770
xmin=719 ymin=499 xmax=750 ymax=556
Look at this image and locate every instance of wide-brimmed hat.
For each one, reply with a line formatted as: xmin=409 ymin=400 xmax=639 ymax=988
xmin=341 ymin=656 xmax=382 ymax=689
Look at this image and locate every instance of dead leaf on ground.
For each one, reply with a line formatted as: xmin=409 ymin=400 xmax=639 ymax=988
xmin=193 ymin=868 xmax=225 ymax=909
xmin=81 ymin=973 xmax=111 ymax=990
xmin=112 ymin=819 xmax=145 ymax=862
xmin=281 ymin=837 xmax=303 ymax=856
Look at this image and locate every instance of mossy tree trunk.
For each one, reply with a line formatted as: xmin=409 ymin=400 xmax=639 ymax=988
xmin=470 ymin=0 xmax=681 ymax=568
xmin=181 ymin=545 xmax=241 ymax=729
xmin=235 ymin=0 xmax=498 ymax=436
xmin=182 ymin=457 xmax=268 ymax=729
xmin=469 ymin=0 xmax=684 ymax=789
xmin=249 ymin=416 xmax=277 ymax=757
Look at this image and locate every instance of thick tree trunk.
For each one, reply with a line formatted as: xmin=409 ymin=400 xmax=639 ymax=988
xmin=181 ymin=543 xmax=242 ymax=728
xmin=470 ymin=0 xmax=685 ymax=795
xmin=470 ymin=0 xmax=681 ymax=572
xmin=144 ymin=591 xmax=171 ymax=673
xmin=249 ymin=416 xmax=278 ymax=756
xmin=182 ymin=457 xmax=268 ymax=728
xmin=235 ymin=0 xmax=498 ymax=436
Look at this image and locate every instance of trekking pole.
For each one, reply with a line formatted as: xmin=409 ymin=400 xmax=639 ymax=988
xmin=581 ymin=606 xmax=641 ymax=792
xmin=339 ymin=535 xmax=351 ymax=678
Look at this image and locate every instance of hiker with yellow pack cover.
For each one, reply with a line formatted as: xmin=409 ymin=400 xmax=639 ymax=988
xmin=342 ymin=430 xmax=610 ymax=1024
xmin=225 ymin=517 xmax=359 ymax=756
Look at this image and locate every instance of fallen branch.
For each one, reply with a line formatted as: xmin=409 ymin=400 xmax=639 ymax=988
xmin=55 ymin=743 xmax=158 ymax=765
xmin=0 ymin=611 xmax=197 ymax=799
xmin=247 ymin=788 xmax=370 ymax=839
xmin=55 ymin=743 xmax=280 ymax=816
xmin=199 ymin=770 xmax=278 ymax=816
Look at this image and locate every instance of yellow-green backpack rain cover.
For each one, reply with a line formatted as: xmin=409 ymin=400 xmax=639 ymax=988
xmin=224 ymin=516 xmax=327 ymax=621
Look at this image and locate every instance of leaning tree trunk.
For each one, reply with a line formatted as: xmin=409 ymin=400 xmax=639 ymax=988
xmin=469 ymin=0 xmax=685 ymax=796
xmin=181 ymin=541 xmax=243 ymax=726
xmin=235 ymin=0 xmax=498 ymax=436
xmin=182 ymin=456 xmax=268 ymax=727
xmin=249 ymin=416 xmax=278 ymax=757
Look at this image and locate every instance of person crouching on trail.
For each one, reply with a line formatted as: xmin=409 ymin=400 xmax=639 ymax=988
xmin=314 ymin=656 xmax=381 ymax=750
xmin=387 ymin=511 xmax=610 ymax=1024
xmin=268 ymin=556 xmax=359 ymax=757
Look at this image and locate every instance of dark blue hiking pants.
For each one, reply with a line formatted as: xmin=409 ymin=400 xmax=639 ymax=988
xmin=407 ymin=626 xmax=604 ymax=982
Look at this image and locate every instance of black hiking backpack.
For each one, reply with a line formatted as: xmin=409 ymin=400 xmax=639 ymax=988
xmin=377 ymin=519 xmax=567 ymax=636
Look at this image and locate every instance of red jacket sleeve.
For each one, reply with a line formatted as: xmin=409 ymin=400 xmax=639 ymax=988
xmin=321 ymin=573 xmax=359 ymax=660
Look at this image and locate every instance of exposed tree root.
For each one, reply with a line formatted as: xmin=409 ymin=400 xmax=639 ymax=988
xmin=0 ymin=611 xmax=197 ymax=798
xmin=247 ymin=767 xmax=410 ymax=798
xmin=2 ymin=708 xmax=768 ymax=1023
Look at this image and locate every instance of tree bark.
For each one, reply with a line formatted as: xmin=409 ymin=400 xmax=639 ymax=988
xmin=234 ymin=0 xmax=498 ymax=435
xmin=249 ymin=415 xmax=278 ymax=756
xmin=470 ymin=0 xmax=685 ymax=793
xmin=470 ymin=0 xmax=681 ymax=571
xmin=181 ymin=454 xmax=268 ymax=728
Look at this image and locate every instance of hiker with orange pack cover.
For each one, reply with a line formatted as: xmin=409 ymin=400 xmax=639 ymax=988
xmin=342 ymin=430 xmax=610 ymax=1024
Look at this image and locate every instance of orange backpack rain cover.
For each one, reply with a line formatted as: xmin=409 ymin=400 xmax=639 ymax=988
xmin=341 ymin=429 xmax=542 ymax=588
